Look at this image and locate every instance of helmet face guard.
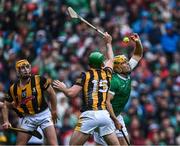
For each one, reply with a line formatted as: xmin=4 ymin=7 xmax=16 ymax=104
xmin=88 ymin=52 xmax=104 ymax=68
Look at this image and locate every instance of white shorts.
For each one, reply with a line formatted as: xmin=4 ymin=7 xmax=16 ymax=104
xmin=75 ymin=110 xmax=115 ymax=136
xmin=94 ymin=114 xmax=128 ymax=145
xmin=20 ymin=108 xmax=53 ymax=131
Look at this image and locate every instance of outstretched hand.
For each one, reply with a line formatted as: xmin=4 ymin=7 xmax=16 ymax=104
xmin=52 ymin=80 xmax=66 ymax=91
xmin=103 ymin=32 xmax=112 ymax=44
xmin=130 ymin=33 xmax=140 ymax=42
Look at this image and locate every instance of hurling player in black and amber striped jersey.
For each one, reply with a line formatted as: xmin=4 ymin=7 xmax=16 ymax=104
xmin=75 ymin=63 xmax=112 ymax=111
xmin=2 ymin=59 xmax=58 ymax=145
xmin=53 ymin=32 xmax=120 ymax=145
xmin=7 ymin=75 xmax=49 ymax=115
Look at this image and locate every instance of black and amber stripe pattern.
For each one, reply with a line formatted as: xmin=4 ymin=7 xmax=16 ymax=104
xmin=7 ymin=75 xmax=49 ymax=116
xmin=76 ymin=67 xmax=112 ymax=111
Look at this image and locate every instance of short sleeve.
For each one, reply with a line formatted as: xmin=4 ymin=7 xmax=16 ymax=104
xmin=104 ymin=67 xmax=113 ymax=75
xmin=104 ymin=67 xmax=113 ymax=82
xmin=40 ymin=76 xmax=51 ymax=90
xmin=74 ymin=72 xmax=86 ymax=87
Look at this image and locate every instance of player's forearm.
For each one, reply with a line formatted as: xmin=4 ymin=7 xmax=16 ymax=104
xmin=50 ymin=94 xmax=57 ymax=112
xmin=133 ymin=39 xmax=143 ymax=60
xmin=106 ymin=43 xmax=114 ymax=60
xmin=106 ymin=101 xmax=118 ymax=122
xmin=62 ymin=88 xmax=75 ymax=98
xmin=61 ymin=88 xmax=69 ymax=97
xmin=47 ymin=86 xmax=57 ymax=111
xmin=104 ymin=32 xmax=114 ymax=60
xmin=2 ymin=102 xmax=9 ymax=122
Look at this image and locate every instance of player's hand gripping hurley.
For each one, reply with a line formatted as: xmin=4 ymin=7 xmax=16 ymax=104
xmin=67 ymin=7 xmax=105 ymax=37
xmin=114 ymin=119 xmax=130 ymax=145
xmin=120 ymin=129 xmax=131 ymax=146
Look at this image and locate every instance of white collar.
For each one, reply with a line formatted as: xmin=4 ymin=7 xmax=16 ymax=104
xmin=117 ymin=74 xmax=130 ymax=80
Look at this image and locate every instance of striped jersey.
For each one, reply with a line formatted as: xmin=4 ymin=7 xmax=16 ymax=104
xmin=6 ymin=75 xmax=50 ymax=116
xmin=75 ymin=67 xmax=112 ymax=111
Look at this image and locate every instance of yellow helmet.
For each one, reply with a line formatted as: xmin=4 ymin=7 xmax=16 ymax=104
xmin=113 ymin=55 xmax=128 ymax=70
xmin=15 ymin=59 xmax=30 ymax=71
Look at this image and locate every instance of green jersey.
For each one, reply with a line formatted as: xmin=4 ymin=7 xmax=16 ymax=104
xmin=109 ymin=73 xmax=131 ymax=116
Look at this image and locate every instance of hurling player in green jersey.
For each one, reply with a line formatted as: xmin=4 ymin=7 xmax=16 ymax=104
xmin=94 ymin=33 xmax=143 ymax=146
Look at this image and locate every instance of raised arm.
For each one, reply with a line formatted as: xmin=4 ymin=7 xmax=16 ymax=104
xmin=104 ymin=32 xmax=114 ymax=69
xmin=130 ymin=33 xmax=143 ymax=62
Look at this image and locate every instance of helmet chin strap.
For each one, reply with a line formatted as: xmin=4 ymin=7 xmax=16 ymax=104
xmin=21 ymin=75 xmax=31 ymax=80
xmin=114 ymin=66 xmax=122 ymax=74
xmin=19 ymin=75 xmax=31 ymax=86
xmin=17 ymin=72 xmax=31 ymax=80
xmin=115 ymin=66 xmax=131 ymax=76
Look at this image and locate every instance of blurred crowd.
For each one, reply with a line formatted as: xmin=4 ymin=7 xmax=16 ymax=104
xmin=0 ymin=0 xmax=180 ymax=145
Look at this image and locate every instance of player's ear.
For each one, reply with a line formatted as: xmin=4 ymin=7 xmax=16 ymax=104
xmin=119 ymin=67 xmax=122 ymax=73
xmin=114 ymin=66 xmax=122 ymax=73
xmin=29 ymin=64 xmax=32 ymax=70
